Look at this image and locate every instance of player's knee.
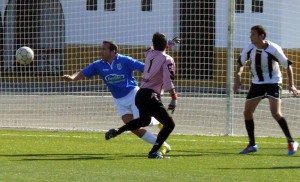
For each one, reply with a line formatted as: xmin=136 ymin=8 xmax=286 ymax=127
xmin=271 ymin=112 xmax=282 ymax=120
xmin=243 ymin=110 xmax=253 ymax=120
xmin=139 ymin=117 xmax=152 ymax=127
xmin=164 ymin=118 xmax=175 ymax=131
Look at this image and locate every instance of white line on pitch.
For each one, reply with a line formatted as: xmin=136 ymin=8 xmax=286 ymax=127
xmin=0 ymin=133 xmax=288 ymax=144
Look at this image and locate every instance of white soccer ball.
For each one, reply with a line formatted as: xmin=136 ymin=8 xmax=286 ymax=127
xmin=16 ymin=46 xmax=34 ymax=65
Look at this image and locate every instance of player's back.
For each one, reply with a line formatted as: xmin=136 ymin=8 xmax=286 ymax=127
xmin=141 ymin=49 xmax=175 ymax=94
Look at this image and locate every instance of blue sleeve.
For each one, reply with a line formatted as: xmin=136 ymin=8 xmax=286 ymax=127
xmin=81 ymin=62 xmax=99 ymax=79
xmin=127 ymin=57 xmax=144 ymax=73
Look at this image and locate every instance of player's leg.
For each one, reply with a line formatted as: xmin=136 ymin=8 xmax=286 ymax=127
xmin=112 ymin=99 xmax=156 ymax=144
xmin=147 ymin=99 xmax=175 ymax=158
xmin=131 ymin=104 xmax=171 ymax=153
xmin=239 ymin=98 xmax=261 ymax=154
xmin=106 ymin=89 xmax=153 ymax=140
xmin=122 ymin=113 xmax=157 ymax=145
xmin=268 ymin=98 xmax=294 ymax=141
xmin=267 ymin=84 xmax=298 ymax=155
xmin=240 ymin=84 xmax=263 ymax=154
xmin=131 ymin=87 xmax=160 ymax=127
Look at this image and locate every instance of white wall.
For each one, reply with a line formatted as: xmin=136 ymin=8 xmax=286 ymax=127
xmin=60 ymin=0 xmax=175 ymax=45
xmin=216 ymin=0 xmax=299 ymax=48
xmin=1 ymin=0 xmax=299 ymax=48
xmin=280 ymin=0 xmax=300 ymax=48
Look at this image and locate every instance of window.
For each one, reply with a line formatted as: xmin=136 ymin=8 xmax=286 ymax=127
xmin=235 ymin=0 xmax=244 ymax=13
xmin=104 ymin=0 xmax=115 ymax=11
xmin=252 ymin=0 xmax=263 ymax=13
xmin=141 ymin=0 xmax=152 ymax=12
xmin=87 ymin=0 xmax=97 ymax=11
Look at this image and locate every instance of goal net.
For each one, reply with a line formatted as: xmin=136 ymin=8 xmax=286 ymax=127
xmin=0 ymin=0 xmax=299 ymax=137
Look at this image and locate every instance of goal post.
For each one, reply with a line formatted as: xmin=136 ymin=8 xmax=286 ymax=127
xmin=0 ymin=0 xmax=300 ymax=137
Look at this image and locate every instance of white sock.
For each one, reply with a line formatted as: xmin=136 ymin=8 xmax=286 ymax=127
xmin=141 ymin=131 xmax=157 ymax=144
xmin=141 ymin=131 xmax=170 ymax=147
xmin=148 ymin=117 xmax=160 ymax=126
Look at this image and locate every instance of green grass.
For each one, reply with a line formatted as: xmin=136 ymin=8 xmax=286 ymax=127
xmin=0 ymin=130 xmax=299 ymax=182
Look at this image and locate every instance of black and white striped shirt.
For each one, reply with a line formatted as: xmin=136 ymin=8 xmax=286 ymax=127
xmin=238 ymin=40 xmax=292 ymax=84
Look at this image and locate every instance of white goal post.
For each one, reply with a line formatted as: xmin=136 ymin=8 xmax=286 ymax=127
xmin=0 ymin=0 xmax=299 ymax=137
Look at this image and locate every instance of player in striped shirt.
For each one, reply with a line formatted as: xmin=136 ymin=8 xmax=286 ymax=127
xmin=233 ymin=25 xmax=299 ymax=155
xmin=105 ymin=33 xmax=179 ymax=159
xmin=62 ymin=40 xmax=171 ymax=153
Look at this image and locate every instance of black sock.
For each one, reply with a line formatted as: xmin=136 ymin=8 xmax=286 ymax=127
xmin=277 ymin=117 xmax=294 ymax=143
xmin=245 ymin=119 xmax=255 ymax=146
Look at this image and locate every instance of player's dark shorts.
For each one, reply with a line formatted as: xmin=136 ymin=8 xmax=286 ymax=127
xmin=246 ymin=83 xmax=282 ymax=100
xmin=135 ymin=88 xmax=175 ymax=127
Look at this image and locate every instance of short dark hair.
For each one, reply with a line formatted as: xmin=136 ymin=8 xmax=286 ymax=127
xmin=152 ymin=32 xmax=167 ymax=51
xmin=251 ymin=25 xmax=267 ymax=39
xmin=103 ymin=40 xmax=118 ymax=53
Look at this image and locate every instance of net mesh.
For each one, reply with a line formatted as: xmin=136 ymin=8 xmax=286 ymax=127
xmin=0 ymin=0 xmax=299 ymax=137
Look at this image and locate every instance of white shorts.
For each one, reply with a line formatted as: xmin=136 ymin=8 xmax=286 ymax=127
xmin=113 ymin=87 xmax=140 ymax=119
xmin=113 ymin=87 xmax=159 ymax=125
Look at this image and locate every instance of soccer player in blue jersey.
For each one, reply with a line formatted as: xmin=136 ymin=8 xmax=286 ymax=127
xmin=62 ymin=40 xmax=171 ymax=153
xmin=234 ymin=25 xmax=299 ymax=155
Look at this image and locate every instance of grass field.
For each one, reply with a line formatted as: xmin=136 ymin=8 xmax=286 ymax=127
xmin=0 ymin=130 xmax=300 ymax=182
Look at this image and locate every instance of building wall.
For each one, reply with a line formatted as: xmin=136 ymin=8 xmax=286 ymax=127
xmin=60 ymin=0 xmax=176 ymax=45
xmin=216 ymin=0 xmax=300 ymax=48
xmin=1 ymin=0 xmax=299 ymax=48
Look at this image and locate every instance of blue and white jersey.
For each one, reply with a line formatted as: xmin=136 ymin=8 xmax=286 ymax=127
xmin=82 ymin=53 xmax=144 ymax=98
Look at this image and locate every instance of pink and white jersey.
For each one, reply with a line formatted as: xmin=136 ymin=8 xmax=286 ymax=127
xmin=140 ymin=48 xmax=175 ymax=94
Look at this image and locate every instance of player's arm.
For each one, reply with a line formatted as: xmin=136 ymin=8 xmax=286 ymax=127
xmin=233 ymin=57 xmax=245 ymax=94
xmin=168 ymin=88 xmax=177 ymax=113
xmin=233 ymin=44 xmax=251 ymax=94
xmin=286 ymin=65 xmax=298 ymax=96
xmin=62 ymin=71 xmax=86 ymax=81
xmin=162 ymin=58 xmax=177 ymax=112
xmin=274 ymin=47 xmax=298 ymax=96
xmin=63 ymin=61 xmax=99 ymax=81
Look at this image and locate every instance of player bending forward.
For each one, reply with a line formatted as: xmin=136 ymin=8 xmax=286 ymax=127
xmin=234 ymin=25 xmax=299 ymax=155
xmin=105 ymin=32 xmax=179 ymax=159
xmin=62 ymin=40 xmax=171 ymax=154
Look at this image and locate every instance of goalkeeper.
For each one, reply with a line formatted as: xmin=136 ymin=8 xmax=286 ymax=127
xmin=105 ymin=32 xmax=180 ymax=159
xmin=63 ymin=40 xmax=176 ymax=154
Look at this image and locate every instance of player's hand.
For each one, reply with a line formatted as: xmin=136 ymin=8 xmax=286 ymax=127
xmin=167 ymin=36 xmax=181 ymax=48
xmin=62 ymin=75 xmax=73 ymax=82
xmin=233 ymin=76 xmax=241 ymax=94
xmin=289 ymin=85 xmax=298 ymax=97
xmin=168 ymin=94 xmax=177 ymax=114
xmin=171 ymin=36 xmax=181 ymax=44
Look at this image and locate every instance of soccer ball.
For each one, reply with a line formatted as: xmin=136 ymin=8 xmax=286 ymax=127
xmin=16 ymin=46 xmax=34 ymax=65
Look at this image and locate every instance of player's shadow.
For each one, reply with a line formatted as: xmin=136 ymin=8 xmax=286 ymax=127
xmin=174 ymin=148 xmax=241 ymax=156
xmin=174 ymin=148 xmax=300 ymax=158
xmin=217 ymin=166 xmax=300 ymax=170
xmin=0 ymin=153 xmax=147 ymax=161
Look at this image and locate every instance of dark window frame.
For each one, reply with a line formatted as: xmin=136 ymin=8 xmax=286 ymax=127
xmin=104 ymin=0 xmax=115 ymax=11
xmin=252 ymin=0 xmax=263 ymax=13
xmin=87 ymin=0 xmax=97 ymax=11
xmin=141 ymin=0 xmax=152 ymax=12
xmin=235 ymin=0 xmax=244 ymax=13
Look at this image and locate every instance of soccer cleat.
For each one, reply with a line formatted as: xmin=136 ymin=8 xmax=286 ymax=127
xmin=148 ymin=151 xmax=164 ymax=159
xmin=288 ymin=141 xmax=298 ymax=155
xmin=239 ymin=144 xmax=258 ymax=154
xmin=105 ymin=129 xmax=118 ymax=140
xmin=159 ymin=144 xmax=172 ymax=155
